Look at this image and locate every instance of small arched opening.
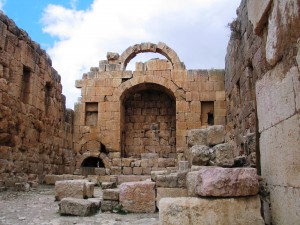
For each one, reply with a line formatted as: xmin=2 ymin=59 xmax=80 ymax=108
xmin=81 ymin=156 xmax=105 ymax=176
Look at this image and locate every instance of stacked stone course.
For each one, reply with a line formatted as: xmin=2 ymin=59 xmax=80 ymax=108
xmin=74 ymin=42 xmax=226 ymax=176
xmin=226 ymin=0 xmax=300 ymax=224
xmin=0 ymin=12 xmax=75 ymax=188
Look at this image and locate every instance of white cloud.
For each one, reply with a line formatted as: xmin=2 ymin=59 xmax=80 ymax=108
xmin=41 ymin=0 xmax=240 ymax=108
xmin=0 ymin=0 xmax=6 ymax=11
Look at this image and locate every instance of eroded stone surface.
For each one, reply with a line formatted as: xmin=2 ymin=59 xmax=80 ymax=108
xmin=159 ymin=196 xmax=264 ymax=225
xmin=156 ymin=188 xmax=188 ymax=209
xmin=195 ymin=167 xmax=259 ymax=197
xmin=59 ymin=197 xmax=98 ymax=216
xmin=55 ymin=180 xmax=94 ymax=201
xmin=187 ymin=129 xmax=207 ymax=147
xmin=119 ymin=181 xmax=156 ymax=213
xmin=211 ymin=143 xmax=234 ymax=167
xmin=188 ymin=145 xmax=210 ymax=166
xmin=206 ymin=125 xmax=225 ymax=146
xmin=247 ymin=0 xmax=272 ymax=34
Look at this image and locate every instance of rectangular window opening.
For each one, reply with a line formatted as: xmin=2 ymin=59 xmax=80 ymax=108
xmin=21 ymin=66 xmax=31 ymax=104
xmin=45 ymin=82 xmax=52 ymax=115
xmin=85 ymin=102 xmax=98 ymax=126
xmin=201 ymin=101 xmax=214 ymax=126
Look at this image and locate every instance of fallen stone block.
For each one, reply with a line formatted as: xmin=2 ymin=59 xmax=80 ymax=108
xmin=151 ymin=170 xmax=169 ymax=182
xmin=101 ymin=182 xmax=116 ymax=189
xmin=85 ymin=181 xmax=95 ymax=198
xmin=156 ymin=173 xmax=178 ymax=188
xmin=186 ymin=171 xmax=199 ymax=197
xmin=101 ymin=200 xmax=119 ymax=212
xmin=178 ymin=161 xmax=189 ymax=172
xmin=210 ymin=143 xmax=234 ymax=167
xmin=187 ymin=129 xmax=207 ymax=147
xmin=119 ymin=181 xmax=156 ymax=213
xmin=117 ymin=175 xmax=151 ymax=184
xmin=13 ymin=182 xmax=30 ymax=192
xmin=188 ymin=145 xmax=210 ymax=166
xmin=45 ymin=174 xmax=85 ymax=185
xmin=59 ymin=197 xmax=98 ymax=216
xmin=55 ymin=180 xmax=94 ymax=201
xmin=195 ymin=167 xmax=259 ymax=197
xmin=103 ymin=188 xmax=119 ymax=201
xmin=206 ymin=125 xmax=224 ymax=146
xmin=156 ymin=188 xmax=188 ymax=209
xmin=159 ymin=196 xmax=264 ymax=225
xmin=87 ymin=198 xmax=102 ymax=209
xmin=177 ymin=171 xmax=188 ymax=188
xmin=87 ymin=175 xmax=100 ymax=186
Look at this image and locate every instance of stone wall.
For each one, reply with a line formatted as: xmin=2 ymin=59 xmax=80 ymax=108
xmin=0 ymin=12 xmax=75 ymax=188
xmin=225 ymin=0 xmax=300 ymax=224
xmin=74 ymin=42 xmax=226 ymax=173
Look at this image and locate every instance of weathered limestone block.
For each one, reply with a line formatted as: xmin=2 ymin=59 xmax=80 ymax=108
xmin=44 ymin=174 xmax=85 ymax=185
xmin=133 ymin=167 xmax=143 ymax=175
xmin=266 ymin=0 xmax=299 ymax=65
xmin=187 ymin=129 xmax=207 ymax=147
xmin=55 ymin=180 xmax=94 ymax=201
xmin=59 ymin=197 xmax=98 ymax=216
xmin=260 ymin=114 xmax=300 ymax=187
xmin=87 ymin=175 xmax=99 ymax=186
xmin=256 ymin=66 xmax=299 ymax=132
xmin=94 ymin=168 xmax=106 ymax=176
xmin=269 ymin=186 xmax=300 ymax=225
xmin=158 ymin=158 xmax=175 ymax=167
xmin=206 ymin=125 xmax=224 ymax=146
xmin=13 ymin=182 xmax=30 ymax=192
xmin=119 ymin=181 xmax=156 ymax=213
xmin=195 ymin=167 xmax=259 ymax=197
xmin=211 ymin=143 xmax=234 ymax=167
xmin=159 ymin=196 xmax=264 ymax=225
xmin=101 ymin=200 xmax=119 ymax=212
xmin=103 ymin=188 xmax=119 ymax=201
xmin=188 ymin=145 xmax=210 ymax=166
xmin=106 ymin=52 xmax=120 ymax=61
xmin=186 ymin=171 xmax=199 ymax=197
xmin=122 ymin=158 xmax=134 ymax=167
xmin=122 ymin=166 xmax=133 ymax=175
xmin=151 ymin=170 xmax=169 ymax=182
xmin=117 ymin=175 xmax=151 ymax=184
xmin=85 ymin=181 xmax=95 ymax=198
xmin=87 ymin=198 xmax=102 ymax=209
xmin=141 ymin=153 xmax=159 ymax=159
xmin=156 ymin=173 xmax=178 ymax=188
xmin=178 ymin=161 xmax=189 ymax=172
xmin=177 ymin=171 xmax=188 ymax=188
xmin=247 ymin=0 xmax=272 ymax=34
xmin=101 ymin=182 xmax=116 ymax=189
xmin=156 ymin=188 xmax=188 ymax=209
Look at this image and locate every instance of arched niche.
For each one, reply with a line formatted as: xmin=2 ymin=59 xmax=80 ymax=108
xmin=119 ymin=42 xmax=185 ymax=70
xmin=120 ymin=83 xmax=176 ymax=158
xmin=81 ymin=156 xmax=105 ymax=168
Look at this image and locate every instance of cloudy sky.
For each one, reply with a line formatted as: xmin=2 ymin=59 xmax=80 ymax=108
xmin=1 ymin=0 xmax=241 ymax=108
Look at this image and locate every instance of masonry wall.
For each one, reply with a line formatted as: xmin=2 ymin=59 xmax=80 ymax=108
xmin=0 ymin=12 xmax=75 ymax=188
xmin=225 ymin=0 xmax=300 ymax=224
xmin=74 ymin=42 xmax=226 ymax=175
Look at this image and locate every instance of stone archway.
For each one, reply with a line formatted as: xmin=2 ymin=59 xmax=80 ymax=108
xmin=118 ymin=42 xmax=185 ymax=70
xmin=120 ymin=83 xmax=176 ymax=158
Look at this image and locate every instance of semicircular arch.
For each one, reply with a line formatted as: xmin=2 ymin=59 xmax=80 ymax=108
xmin=119 ymin=42 xmax=185 ymax=70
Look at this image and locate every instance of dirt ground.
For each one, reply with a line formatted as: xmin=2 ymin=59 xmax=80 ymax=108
xmin=0 ymin=185 xmax=159 ymax=225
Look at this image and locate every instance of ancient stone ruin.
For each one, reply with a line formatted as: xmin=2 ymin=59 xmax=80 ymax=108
xmin=0 ymin=0 xmax=299 ymax=224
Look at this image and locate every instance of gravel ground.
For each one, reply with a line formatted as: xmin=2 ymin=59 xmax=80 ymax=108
xmin=0 ymin=185 xmax=159 ymax=225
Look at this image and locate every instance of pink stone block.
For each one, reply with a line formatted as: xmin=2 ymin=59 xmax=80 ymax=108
xmin=195 ymin=167 xmax=259 ymax=197
xmin=119 ymin=181 xmax=156 ymax=213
